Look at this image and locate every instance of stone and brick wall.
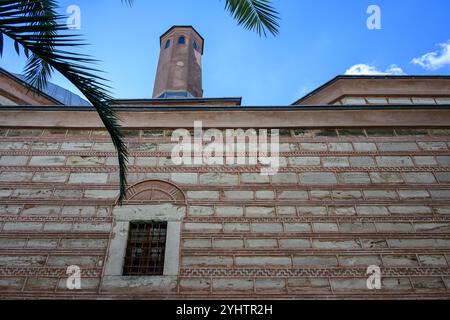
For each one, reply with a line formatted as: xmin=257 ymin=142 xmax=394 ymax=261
xmin=1 ymin=127 xmax=450 ymax=298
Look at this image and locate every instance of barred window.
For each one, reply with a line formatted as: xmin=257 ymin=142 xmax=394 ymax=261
xmin=123 ymin=221 xmax=167 ymax=276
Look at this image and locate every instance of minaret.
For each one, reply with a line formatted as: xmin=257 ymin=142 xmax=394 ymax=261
xmin=152 ymin=26 xmax=204 ymax=99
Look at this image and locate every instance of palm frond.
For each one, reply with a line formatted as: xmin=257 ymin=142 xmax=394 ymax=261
xmin=224 ymin=0 xmax=280 ymax=37
xmin=0 ymin=0 xmax=129 ymax=204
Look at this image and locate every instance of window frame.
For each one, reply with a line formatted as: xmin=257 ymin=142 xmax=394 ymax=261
xmin=101 ymin=203 xmax=185 ymax=293
xmin=122 ymin=221 xmax=168 ymax=276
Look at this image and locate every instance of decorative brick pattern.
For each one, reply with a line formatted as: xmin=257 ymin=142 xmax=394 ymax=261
xmin=1 ymin=127 xmax=450 ymax=299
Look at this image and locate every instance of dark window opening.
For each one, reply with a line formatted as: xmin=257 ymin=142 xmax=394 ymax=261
xmin=193 ymin=41 xmax=198 ymax=51
xmin=165 ymin=39 xmax=171 ymax=49
xmin=123 ymin=221 xmax=167 ymax=276
xmin=178 ymin=36 xmax=186 ymax=45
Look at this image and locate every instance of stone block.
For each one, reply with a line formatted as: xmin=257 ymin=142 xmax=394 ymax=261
xmin=0 ymin=255 xmax=46 ymax=267
xmin=293 ymin=256 xmax=338 ymax=266
xmin=224 ymin=223 xmax=250 ymax=232
xmin=182 ymin=256 xmax=233 ymax=267
xmin=312 ymin=240 xmax=361 ymax=249
xmin=251 ymin=223 xmax=283 ymax=233
xmin=224 ymin=191 xmax=253 ymax=200
xmin=284 ymin=223 xmax=311 ymax=232
xmin=370 ymin=172 xmax=404 ymax=184
xmin=313 ymin=223 xmax=338 ymax=232
xmin=69 ymin=173 xmax=108 ymax=184
xmin=414 ymin=223 xmax=450 ymax=232
xmin=255 ymin=278 xmax=286 ymax=292
xmin=22 ymin=205 xmax=60 ymax=215
xmin=329 ymin=206 xmax=356 ymax=216
xmin=199 ymin=173 xmax=238 ymax=186
xmin=188 ymin=206 xmax=214 ymax=216
xmin=364 ymin=190 xmax=398 ymax=199
xmin=279 ymin=239 xmax=311 ymax=248
xmin=46 ymin=256 xmax=99 ymax=266
xmin=377 ymin=143 xmax=418 ymax=152
xmin=180 ymin=278 xmax=211 ymax=292
xmin=376 ymin=156 xmax=413 ymax=167
xmin=299 ymin=143 xmax=327 ymax=151
xmin=278 ymin=191 xmax=308 ymax=200
xmin=323 ymin=157 xmax=349 ymax=167
xmin=255 ymin=190 xmax=275 ymax=200
xmin=59 ymin=239 xmax=108 ymax=249
xmin=388 ymin=206 xmax=432 ymax=214
xmin=214 ymin=239 xmax=244 ymax=248
xmin=398 ymin=190 xmax=430 ymax=199
xmin=0 ymin=156 xmax=28 ymax=165
xmin=404 ymin=172 xmax=436 ymax=184
xmin=339 ymin=223 xmax=376 ymax=233
xmin=418 ymin=142 xmax=448 ymax=151
xmin=338 ymin=255 xmax=382 ymax=266
xmin=411 ymin=277 xmax=446 ymax=290
xmin=240 ymin=173 xmax=270 ymax=184
xmin=32 ymin=172 xmax=69 ymax=183
xmin=375 ymin=223 xmax=413 ymax=232
xmin=353 ymin=143 xmax=377 ymax=152
xmin=187 ymin=191 xmax=220 ymax=200
xmin=349 ymin=156 xmax=376 ymax=167
xmin=84 ymin=190 xmax=119 ymax=199
xmin=216 ymin=206 xmax=244 ymax=217
xmin=183 ymin=239 xmax=212 ymax=248
xmin=67 ymin=156 xmax=105 ymax=166
xmin=184 ymin=223 xmax=223 ymax=232
xmin=246 ymin=206 xmax=275 ymax=217
xmin=288 ymin=157 xmax=320 ymax=166
xmin=328 ymin=143 xmax=353 ymax=152
xmin=297 ymin=206 xmax=327 ymax=215
xmin=30 ymin=156 xmax=66 ymax=166
xmin=436 ymin=172 xmax=450 ymax=183
xmin=246 ymin=239 xmax=278 ymax=248
xmin=3 ymin=222 xmax=43 ymax=231
xmin=331 ymin=279 xmax=367 ymax=291
xmin=170 ymin=173 xmax=198 ymax=184
xmin=287 ymin=278 xmax=331 ymax=293
xmin=235 ymin=256 xmax=291 ymax=267
xmin=277 ymin=206 xmax=297 ymax=215
xmin=414 ymin=156 xmax=437 ymax=166
xmin=212 ymin=279 xmax=254 ymax=292
xmin=0 ymin=172 xmax=33 ymax=182
xmin=332 ymin=190 xmax=362 ymax=199
xmin=436 ymin=156 xmax=450 ymax=165
xmin=418 ymin=255 xmax=448 ymax=266
xmin=61 ymin=142 xmax=92 ymax=150
xmin=299 ymin=172 xmax=337 ymax=185
xmin=338 ymin=172 xmax=371 ymax=184
xmin=271 ymin=173 xmax=298 ymax=184
xmin=356 ymin=206 xmax=389 ymax=215
xmin=383 ymin=255 xmax=418 ymax=266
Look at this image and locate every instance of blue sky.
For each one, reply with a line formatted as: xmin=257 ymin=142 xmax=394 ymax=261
xmin=1 ymin=0 xmax=449 ymax=105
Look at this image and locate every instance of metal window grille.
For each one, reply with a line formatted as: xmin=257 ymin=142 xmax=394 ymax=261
xmin=123 ymin=221 xmax=167 ymax=276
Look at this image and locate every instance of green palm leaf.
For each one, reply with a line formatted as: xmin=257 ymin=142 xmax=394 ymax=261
xmin=224 ymin=0 xmax=280 ymax=36
xmin=0 ymin=0 xmax=129 ymax=204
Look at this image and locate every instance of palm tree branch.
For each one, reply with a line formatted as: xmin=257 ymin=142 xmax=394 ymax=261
xmin=0 ymin=0 xmax=129 ymax=204
xmin=224 ymin=0 xmax=280 ymax=36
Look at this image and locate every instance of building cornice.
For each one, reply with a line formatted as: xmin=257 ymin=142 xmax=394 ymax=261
xmin=1 ymin=105 xmax=449 ymax=128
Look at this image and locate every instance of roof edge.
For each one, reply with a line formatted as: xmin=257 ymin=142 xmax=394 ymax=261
xmin=0 ymin=67 xmax=63 ymax=105
xmin=292 ymin=74 xmax=450 ymax=105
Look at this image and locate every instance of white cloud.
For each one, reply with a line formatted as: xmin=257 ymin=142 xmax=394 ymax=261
xmin=345 ymin=64 xmax=405 ymax=75
xmin=411 ymin=40 xmax=450 ymax=71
